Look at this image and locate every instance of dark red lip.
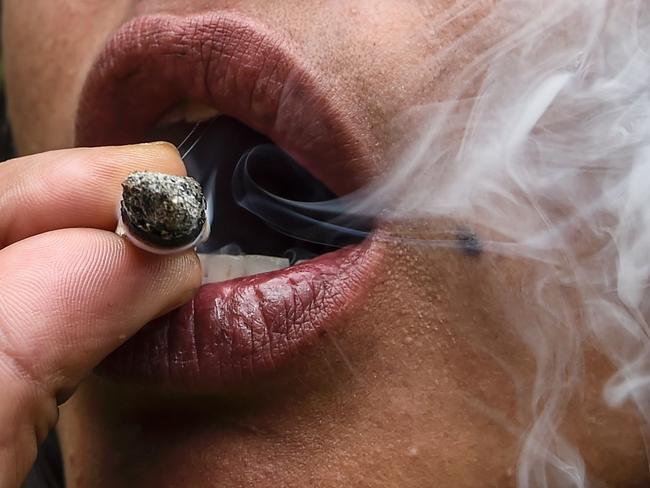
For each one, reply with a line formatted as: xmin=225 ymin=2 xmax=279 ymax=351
xmin=76 ymin=12 xmax=370 ymax=194
xmin=100 ymin=243 xmax=375 ymax=389
xmin=76 ymin=13 xmax=379 ymax=391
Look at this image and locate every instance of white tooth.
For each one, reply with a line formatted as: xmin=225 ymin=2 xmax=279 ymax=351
xmin=198 ymin=254 xmax=290 ymax=284
xmin=158 ymin=105 xmax=187 ymax=125
xmin=184 ymin=103 xmax=221 ymax=123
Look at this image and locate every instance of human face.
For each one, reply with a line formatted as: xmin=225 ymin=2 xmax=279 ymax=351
xmin=3 ymin=1 xmax=648 ymax=487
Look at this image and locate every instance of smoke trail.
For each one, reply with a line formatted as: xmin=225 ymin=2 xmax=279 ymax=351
xmin=178 ymin=1 xmax=649 ymax=484
xmin=236 ymin=0 xmax=649 ymax=484
xmin=365 ymin=1 xmax=650 ymax=486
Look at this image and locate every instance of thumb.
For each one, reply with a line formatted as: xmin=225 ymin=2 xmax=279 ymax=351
xmin=0 ymin=228 xmax=201 ymax=486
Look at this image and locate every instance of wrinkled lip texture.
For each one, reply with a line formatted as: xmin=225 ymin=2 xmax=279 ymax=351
xmin=100 ymin=244 xmax=375 ymax=389
xmin=75 ymin=13 xmax=379 ymax=391
xmin=75 ymin=12 xmax=370 ymax=195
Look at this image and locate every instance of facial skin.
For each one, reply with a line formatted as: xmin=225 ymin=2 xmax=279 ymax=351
xmin=2 ymin=1 xmax=649 ymax=487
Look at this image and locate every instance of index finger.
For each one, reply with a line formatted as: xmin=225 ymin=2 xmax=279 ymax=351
xmin=0 ymin=142 xmax=185 ymax=248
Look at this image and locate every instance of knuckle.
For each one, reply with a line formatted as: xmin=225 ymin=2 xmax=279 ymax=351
xmin=0 ymin=291 xmax=51 ymax=401
xmin=0 ymin=340 xmax=48 ymax=400
xmin=0 ymin=346 xmax=59 ymax=465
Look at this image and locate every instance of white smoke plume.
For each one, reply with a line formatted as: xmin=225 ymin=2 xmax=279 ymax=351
xmin=188 ymin=1 xmax=649 ymax=484
xmin=368 ymin=0 xmax=650 ymax=486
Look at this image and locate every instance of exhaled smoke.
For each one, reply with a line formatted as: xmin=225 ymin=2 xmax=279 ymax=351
xmin=372 ymin=0 xmax=649 ymax=486
xmin=231 ymin=144 xmax=374 ymax=247
xmin=181 ymin=1 xmax=650 ymax=484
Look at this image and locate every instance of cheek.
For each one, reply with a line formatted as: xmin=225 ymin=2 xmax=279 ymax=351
xmin=295 ymin=0 xmax=498 ymax=173
xmin=305 ymin=2 xmax=429 ymax=133
xmin=2 ymin=0 xmax=131 ymax=155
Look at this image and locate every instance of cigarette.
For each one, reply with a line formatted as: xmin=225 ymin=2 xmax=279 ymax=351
xmin=116 ymin=171 xmax=209 ymax=255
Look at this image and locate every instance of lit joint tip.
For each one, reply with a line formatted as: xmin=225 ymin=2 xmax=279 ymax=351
xmin=117 ymin=171 xmax=209 ymax=255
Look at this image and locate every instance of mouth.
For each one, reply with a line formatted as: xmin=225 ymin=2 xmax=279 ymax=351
xmin=75 ymin=12 xmax=379 ymax=391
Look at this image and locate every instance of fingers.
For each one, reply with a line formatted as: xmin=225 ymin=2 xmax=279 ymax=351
xmin=0 ymin=228 xmax=202 ymax=483
xmin=0 ymin=228 xmax=201 ymax=391
xmin=0 ymin=142 xmax=185 ymax=248
xmin=0 ymin=142 xmax=194 ymax=484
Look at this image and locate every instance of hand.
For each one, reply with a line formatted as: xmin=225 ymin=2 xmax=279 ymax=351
xmin=0 ymin=143 xmax=202 ymax=487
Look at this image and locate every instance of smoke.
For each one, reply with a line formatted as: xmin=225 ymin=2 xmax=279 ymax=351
xmin=248 ymin=0 xmax=648 ymax=485
xmin=180 ymin=1 xmax=650 ymax=484
xmin=370 ymin=0 xmax=650 ymax=486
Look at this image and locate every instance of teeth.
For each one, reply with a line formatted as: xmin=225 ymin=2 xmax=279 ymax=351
xmin=159 ymin=103 xmax=221 ymax=125
xmin=198 ymin=254 xmax=290 ymax=284
xmin=184 ymin=103 xmax=220 ymax=123
xmin=158 ymin=105 xmax=186 ymax=125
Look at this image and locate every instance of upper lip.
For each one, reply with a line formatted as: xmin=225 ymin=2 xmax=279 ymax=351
xmin=75 ymin=12 xmax=370 ymax=195
xmin=75 ymin=12 xmax=379 ymax=391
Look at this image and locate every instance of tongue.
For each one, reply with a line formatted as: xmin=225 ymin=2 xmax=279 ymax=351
xmin=147 ymin=116 xmax=340 ymax=257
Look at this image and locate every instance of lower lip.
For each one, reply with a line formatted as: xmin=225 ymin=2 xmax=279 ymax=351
xmin=99 ymin=240 xmax=377 ymax=390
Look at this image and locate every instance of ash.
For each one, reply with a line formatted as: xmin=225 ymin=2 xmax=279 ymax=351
xmin=121 ymin=172 xmax=206 ymax=248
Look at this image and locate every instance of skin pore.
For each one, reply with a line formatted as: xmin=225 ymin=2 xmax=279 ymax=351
xmin=2 ymin=1 xmax=649 ymax=486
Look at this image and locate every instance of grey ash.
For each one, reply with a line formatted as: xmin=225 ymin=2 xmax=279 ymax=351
xmin=456 ymin=228 xmax=483 ymax=256
xmin=121 ymin=172 xmax=207 ymax=249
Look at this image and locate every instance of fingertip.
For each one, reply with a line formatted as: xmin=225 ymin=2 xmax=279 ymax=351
xmin=74 ymin=142 xmax=186 ymax=183
xmin=0 ymin=229 xmax=204 ymax=365
xmin=118 ymin=243 xmax=202 ymax=313
xmin=0 ymin=143 xmax=192 ymax=246
xmin=112 ymin=141 xmax=186 ymax=176
xmin=152 ymin=251 xmax=203 ymax=318
xmin=161 ymin=249 xmax=203 ymax=296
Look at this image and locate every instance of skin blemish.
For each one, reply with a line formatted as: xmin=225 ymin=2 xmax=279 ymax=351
xmin=456 ymin=228 xmax=482 ymax=257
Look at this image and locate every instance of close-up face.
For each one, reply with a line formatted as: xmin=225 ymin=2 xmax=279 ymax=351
xmin=3 ymin=1 xmax=650 ymax=487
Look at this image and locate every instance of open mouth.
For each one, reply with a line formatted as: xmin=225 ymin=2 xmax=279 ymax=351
xmin=75 ymin=12 xmax=380 ymax=390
